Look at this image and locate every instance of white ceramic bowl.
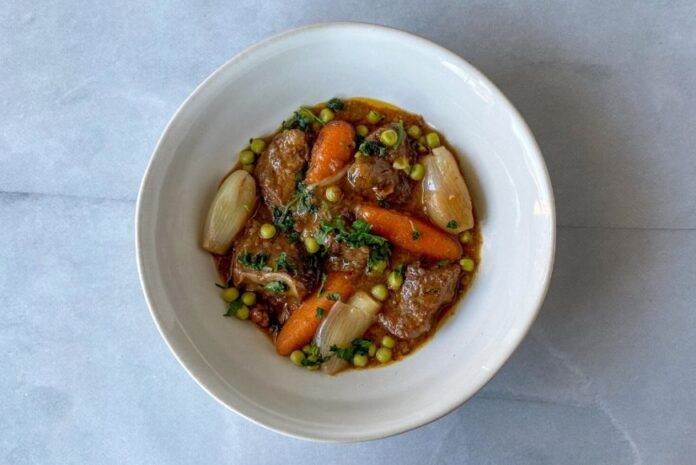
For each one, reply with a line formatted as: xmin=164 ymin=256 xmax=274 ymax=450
xmin=136 ymin=23 xmax=555 ymax=442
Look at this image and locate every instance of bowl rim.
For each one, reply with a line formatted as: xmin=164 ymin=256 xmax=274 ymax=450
xmin=135 ymin=21 xmax=556 ymax=442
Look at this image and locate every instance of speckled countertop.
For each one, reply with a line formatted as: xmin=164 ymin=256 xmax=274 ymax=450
xmin=2 ymin=1 xmax=695 ymax=464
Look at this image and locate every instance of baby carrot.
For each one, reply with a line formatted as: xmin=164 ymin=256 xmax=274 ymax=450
xmin=356 ymin=204 xmax=462 ymax=260
xmin=275 ymin=272 xmax=354 ymax=356
xmin=305 ymin=120 xmax=355 ymax=185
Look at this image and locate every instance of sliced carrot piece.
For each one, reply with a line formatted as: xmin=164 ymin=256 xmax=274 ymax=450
xmin=305 ymin=120 xmax=355 ymax=185
xmin=356 ymin=204 xmax=462 ymax=260
xmin=275 ymin=272 xmax=354 ymax=356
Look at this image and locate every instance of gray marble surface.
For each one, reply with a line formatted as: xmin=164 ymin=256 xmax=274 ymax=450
xmin=2 ymin=1 xmax=695 ymax=464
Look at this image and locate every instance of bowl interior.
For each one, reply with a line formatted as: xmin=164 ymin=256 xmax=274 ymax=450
xmin=136 ymin=23 xmax=555 ymax=441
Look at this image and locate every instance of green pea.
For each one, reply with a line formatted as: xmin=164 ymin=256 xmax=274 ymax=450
xmin=460 ymin=257 xmax=475 ymax=272
xmin=325 ymin=185 xmax=342 ymax=203
xmin=242 ymin=163 xmax=254 ymax=173
xmin=371 ymin=284 xmax=388 ymax=301
xmin=392 ymin=157 xmax=410 ymax=171
xmin=290 ymin=350 xmax=305 ymax=366
xmin=407 ymin=125 xmax=422 ymax=138
xmin=306 ymin=364 xmax=319 ymax=371
xmin=221 ymin=287 xmax=239 ymax=302
xmin=381 ymin=335 xmax=396 ymax=349
xmin=375 ymin=347 xmax=392 ymax=363
xmin=354 ymin=151 xmax=364 ymax=160
xmin=416 ymin=142 xmax=428 ymax=153
xmin=459 ymin=231 xmax=473 ymax=244
xmin=250 ymin=139 xmax=266 ymax=154
xmin=371 ymin=260 xmax=387 ymax=273
xmin=380 ymin=129 xmax=398 ymax=146
xmin=319 ymin=108 xmax=335 ymax=123
xmin=425 ymin=132 xmax=441 ymax=148
xmin=352 ymin=353 xmax=368 ymax=367
xmin=239 ymin=149 xmax=256 ymax=165
xmin=409 ymin=163 xmax=426 ymax=181
xmin=302 ymin=345 xmax=312 ymax=355
xmin=236 ymin=305 xmax=249 ymax=320
xmin=387 ymin=271 xmax=403 ymax=290
xmin=367 ymin=110 xmax=381 ymax=124
xmin=259 ymin=223 xmax=276 ymax=239
xmin=241 ymin=291 xmax=257 ymax=306
xmin=356 ymin=125 xmax=368 ymax=137
xmin=304 ymin=236 xmax=320 ymax=254
xmin=368 ymin=343 xmax=377 ymax=357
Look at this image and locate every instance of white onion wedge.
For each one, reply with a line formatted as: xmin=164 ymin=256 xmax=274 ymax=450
xmin=202 ymin=170 xmax=257 ymax=254
xmin=307 ymin=166 xmax=348 ymax=189
xmin=315 ymin=291 xmax=381 ymax=375
xmin=421 ymin=146 xmax=474 ymax=233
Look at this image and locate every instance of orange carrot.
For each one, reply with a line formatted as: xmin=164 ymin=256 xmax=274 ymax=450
xmin=276 ymin=273 xmax=354 ymax=355
xmin=305 ymin=120 xmax=355 ymax=185
xmin=356 ymin=205 xmax=462 ymax=260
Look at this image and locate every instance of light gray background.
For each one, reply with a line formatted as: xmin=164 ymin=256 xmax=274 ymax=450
xmin=2 ymin=1 xmax=695 ymax=464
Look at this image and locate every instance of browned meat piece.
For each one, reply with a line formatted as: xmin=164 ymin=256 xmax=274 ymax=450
xmin=346 ymin=156 xmax=412 ymax=204
xmin=378 ymin=262 xmax=461 ymax=339
xmin=231 ymin=220 xmax=318 ymax=319
xmin=364 ymin=123 xmax=417 ymax=164
xmin=254 ymin=129 xmax=308 ymax=209
xmin=249 ymin=303 xmax=270 ymax=328
xmin=325 ymin=241 xmax=370 ymax=274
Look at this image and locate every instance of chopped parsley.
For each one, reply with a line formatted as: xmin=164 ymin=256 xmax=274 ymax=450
xmin=224 ymin=299 xmax=245 ymax=317
xmin=317 ymin=272 xmax=328 ymax=295
xmin=446 ymin=220 xmax=459 ymax=229
xmin=263 ymin=281 xmax=288 ymax=293
xmin=294 ymin=181 xmax=318 ymax=214
xmin=358 ymin=140 xmax=387 ymax=157
xmin=436 ymin=259 xmax=451 ymax=267
xmin=330 ymin=338 xmax=373 ymax=361
xmin=271 ymin=177 xmax=317 ymax=242
xmin=394 ymin=262 xmax=405 ymax=277
xmin=282 ymin=107 xmax=325 ymax=132
xmin=318 ymin=217 xmax=391 ymax=270
xmin=411 ymin=230 xmax=421 ymax=240
xmin=326 ymin=98 xmax=345 ymax=111
xmin=237 ymin=250 xmax=270 ymax=270
xmin=315 ymin=307 xmax=325 ymax=319
xmin=394 ymin=120 xmax=405 ymax=148
xmin=273 ymin=252 xmax=296 ymax=275
xmin=272 ymin=206 xmax=299 ymax=241
xmin=300 ymin=343 xmax=330 ymax=367
xmin=326 ymin=293 xmax=340 ymax=301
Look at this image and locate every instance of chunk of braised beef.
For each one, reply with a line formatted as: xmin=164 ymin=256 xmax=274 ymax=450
xmin=346 ymin=156 xmax=412 ymax=204
xmin=249 ymin=303 xmax=270 ymax=328
xmin=231 ymin=220 xmax=318 ymax=319
xmin=254 ymin=129 xmax=308 ymax=209
xmin=378 ymin=262 xmax=461 ymax=339
xmin=325 ymin=240 xmax=370 ymax=274
xmin=364 ymin=123 xmax=417 ymax=164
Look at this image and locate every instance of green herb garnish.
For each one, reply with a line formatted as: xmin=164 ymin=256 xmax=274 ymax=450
xmin=411 ymin=230 xmax=421 ymax=240
xmin=330 ymin=338 xmax=373 ymax=361
xmin=326 ymin=98 xmax=345 ymax=111
xmin=237 ymin=250 xmax=269 ymax=270
xmin=326 ymin=293 xmax=340 ymax=301
xmin=315 ymin=307 xmax=325 ymax=319
xmin=318 ymin=217 xmax=392 ymax=270
xmin=263 ymin=281 xmax=288 ymax=293
xmin=273 ymin=252 xmax=296 ymax=275
xmin=436 ymin=260 xmax=451 ymax=267
xmin=358 ymin=140 xmax=387 ymax=157
xmin=446 ymin=220 xmax=459 ymax=229
xmin=224 ymin=299 xmax=244 ymax=317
